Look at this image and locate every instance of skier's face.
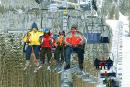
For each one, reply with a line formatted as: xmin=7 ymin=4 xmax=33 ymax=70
xmin=44 ymin=33 xmax=50 ymax=37
xmin=59 ymin=33 xmax=64 ymax=36
xmin=32 ymin=28 xmax=37 ymax=33
xmin=71 ymin=28 xmax=77 ymax=35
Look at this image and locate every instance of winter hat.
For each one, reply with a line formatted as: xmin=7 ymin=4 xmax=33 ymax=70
xmin=43 ymin=27 xmax=50 ymax=33
xmin=71 ymin=24 xmax=78 ymax=29
xmin=31 ymin=22 xmax=38 ymax=29
xmin=59 ymin=30 xmax=65 ymax=36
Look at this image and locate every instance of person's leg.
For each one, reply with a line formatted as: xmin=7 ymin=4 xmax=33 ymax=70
xmin=40 ymin=48 xmax=46 ymax=64
xmin=25 ymin=45 xmax=32 ymax=61
xmin=47 ymin=48 xmax=52 ymax=64
xmin=64 ymin=46 xmax=72 ymax=70
xmin=107 ymin=64 xmax=111 ymax=70
xmin=54 ymin=46 xmax=60 ymax=63
xmin=74 ymin=47 xmax=84 ymax=70
xmin=61 ymin=46 xmax=65 ymax=63
xmin=96 ymin=65 xmax=99 ymax=70
xmin=95 ymin=61 xmax=100 ymax=70
xmin=104 ymin=63 xmax=106 ymax=70
xmin=100 ymin=65 xmax=103 ymax=70
xmin=46 ymin=48 xmax=52 ymax=70
xmin=33 ymin=45 xmax=40 ymax=59
xmin=76 ymin=48 xmax=84 ymax=70
xmin=24 ymin=45 xmax=32 ymax=69
xmin=33 ymin=45 xmax=41 ymax=66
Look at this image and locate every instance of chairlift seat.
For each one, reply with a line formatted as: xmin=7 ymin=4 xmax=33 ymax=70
xmin=84 ymin=33 xmax=101 ymax=44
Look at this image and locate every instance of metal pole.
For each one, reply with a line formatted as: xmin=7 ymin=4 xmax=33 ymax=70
xmin=40 ymin=13 xmax=43 ymax=29
xmin=129 ymin=17 xmax=130 ymax=36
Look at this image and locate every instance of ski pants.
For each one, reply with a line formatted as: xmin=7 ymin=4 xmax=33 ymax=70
xmin=40 ymin=48 xmax=52 ymax=64
xmin=54 ymin=46 xmax=64 ymax=62
xmin=25 ymin=45 xmax=40 ymax=60
xmin=64 ymin=46 xmax=84 ymax=65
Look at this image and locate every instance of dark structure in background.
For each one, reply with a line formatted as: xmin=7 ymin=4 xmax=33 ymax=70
xmin=35 ymin=0 xmax=42 ymax=4
xmin=92 ymin=0 xmax=97 ymax=11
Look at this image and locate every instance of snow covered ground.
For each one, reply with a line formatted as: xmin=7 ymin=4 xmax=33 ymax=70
xmin=121 ymin=35 xmax=130 ymax=87
xmin=97 ymin=20 xmax=130 ymax=87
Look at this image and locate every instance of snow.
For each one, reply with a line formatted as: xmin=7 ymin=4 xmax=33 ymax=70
xmin=121 ymin=35 xmax=130 ymax=87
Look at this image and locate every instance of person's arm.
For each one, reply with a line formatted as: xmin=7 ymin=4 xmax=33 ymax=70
xmin=65 ymin=37 xmax=72 ymax=45
xmin=22 ymin=33 xmax=28 ymax=52
xmin=23 ymin=42 xmax=26 ymax=52
xmin=52 ymin=38 xmax=55 ymax=47
xmin=39 ymin=36 xmax=43 ymax=44
xmin=23 ymin=34 xmax=27 ymax=43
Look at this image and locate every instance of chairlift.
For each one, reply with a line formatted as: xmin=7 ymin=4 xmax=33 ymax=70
xmin=84 ymin=24 xmax=111 ymax=44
